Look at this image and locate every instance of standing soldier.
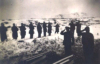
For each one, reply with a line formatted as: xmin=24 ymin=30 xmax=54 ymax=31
xmin=0 ymin=23 xmax=7 ymax=42
xmin=48 ymin=22 xmax=52 ymax=36
xmin=43 ymin=21 xmax=47 ymax=36
xmin=20 ymin=23 xmax=26 ymax=39
xmin=81 ymin=27 xmax=94 ymax=64
xmin=55 ymin=23 xmax=60 ymax=34
xmin=69 ymin=21 xmax=75 ymax=44
xmin=76 ymin=21 xmax=81 ymax=42
xmin=11 ymin=23 xmax=18 ymax=39
xmin=37 ymin=22 xmax=42 ymax=38
xmin=60 ymin=27 xmax=74 ymax=56
xmin=29 ymin=22 xmax=35 ymax=39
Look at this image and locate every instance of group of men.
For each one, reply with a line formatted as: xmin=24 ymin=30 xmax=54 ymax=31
xmin=0 ymin=20 xmax=95 ymax=64
xmin=0 ymin=22 xmax=60 ymax=42
xmin=61 ymin=20 xmax=94 ymax=64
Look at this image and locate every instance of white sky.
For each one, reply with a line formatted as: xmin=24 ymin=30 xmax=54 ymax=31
xmin=0 ymin=0 xmax=100 ymax=19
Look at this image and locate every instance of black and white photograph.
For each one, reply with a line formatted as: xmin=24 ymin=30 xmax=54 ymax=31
xmin=0 ymin=0 xmax=100 ymax=64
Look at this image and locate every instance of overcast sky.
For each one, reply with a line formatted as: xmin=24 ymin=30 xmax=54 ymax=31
xmin=0 ymin=0 xmax=100 ymax=19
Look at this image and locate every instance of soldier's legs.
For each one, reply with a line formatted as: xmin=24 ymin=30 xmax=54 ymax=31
xmin=1 ymin=37 xmax=4 ymax=42
xmin=13 ymin=33 xmax=17 ymax=39
xmin=38 ymin=33 xmax=41 ymax=38
xmin=76 ymin=31 xmax=81 ymax=43
xmin=49 ymin=33 xmax=51 ymax=36
xmin=64 ymin=44 xmax=72 ymax=56
xmin=84 ymin=47 xmax=93 ymax=64
xmin=14 ymin=37 xmax=17 ymax=39
xmin=39 ymin=33 xmax=41 ymax=37
xmin=1 ymin=35 xmax=7 ymax=42
xmin=44 ymin=32 xmax=46 ymax=36
xmin=72 ymin=31 xmax=75 ymax=45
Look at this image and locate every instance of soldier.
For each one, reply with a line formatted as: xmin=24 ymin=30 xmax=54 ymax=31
xmin=20 ymin=23 xmax=26 ymax=39
xmin=0 ymin=23 xmax=7 ymax=42
xmin=48 ymin=22 xmax=52 ymax=36
xmin=69 ymin=21 xmax=75 ymax=44
xmin=76 ymin=21 xmax=81 ymax=36
xmin=29 ymin=22 xmax=35 ymax=39
xmin=60 ymin=27 xmax=74 ymax=56
xmin=11 ymin=23 xmax=18 ymax=39
xmin=43 ymin=21 xmax=47 ymax=36
xmin=55 ymin=23 xmax=60 ymax=34
xmin=81 ymin=27 xmax=94 ymax=64
xmin=76 ymin=21 xmax=81 ymax=42
xmin=37 ymin=22 xmax=42 ymax=38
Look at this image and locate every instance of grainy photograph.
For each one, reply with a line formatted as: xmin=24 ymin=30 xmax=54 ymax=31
xmin=0 ymin=0 xmax=100 ymax=64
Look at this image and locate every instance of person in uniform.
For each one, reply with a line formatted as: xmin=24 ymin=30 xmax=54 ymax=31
xmin=76 ymin=21 xmax=81 ymax=42
xmin=43 ymin=21 xmax=47 ymax=36
xmin=29 ymin=22 xmax=35 ymax=38
xmin=0 ymin=23 xmax=7 ymax=42
xmin=60 ymin=27 xmax=74 ymax=56
xmin=20 ymin=23 xmax=26 ymax=39
xmin=81 ymin=27 xmax=94 ymax=64
xmin=69 ymin=21 xmax=75 ymax=44
xmin=11 ymin=23 xmax=18 ymax=39
xmin=48 ymin=22 xmax=52 ymax=36
xmin=55 ymin=23 xmax=60 ymax=34
xmin=37 ymin=22 xmax=42 ymax=38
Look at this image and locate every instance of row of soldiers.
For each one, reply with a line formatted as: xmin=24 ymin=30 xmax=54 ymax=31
xmin=0 ymin=22 xmax=60 ymax=42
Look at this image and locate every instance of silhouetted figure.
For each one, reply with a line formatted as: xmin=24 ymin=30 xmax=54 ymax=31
xmin=0 ymin=23 xmax=7 ymax=42
xmin=76 ymin=21 xmax=81 ymax=42
xmin=76 ymin=21 xmax=81 ymax=36
xmin=69 ymin=21 xmax=75 ymax=44
xmin=29 ymin=22 xmax=34 ymax=39
xmin=55 ymin=24 xmax=60 ymax=34
xmin=60 ymin=27 xmax=74 ymax=56
xmin=48 ymin=22 xmax=52 ymax=36
xmin=20 ymin=23 xmax=26 ymax=39
xmin=11 ymin=23 xmax=18 ymax=39
xmin=43 ymin=22 xmax=47 ymax=36
xmin=37 ymin=22 xmax=42 ymax=38
xmin=81 ymin=27 xmax=94 ymax=64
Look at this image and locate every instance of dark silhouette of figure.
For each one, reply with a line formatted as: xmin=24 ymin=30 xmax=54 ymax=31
xmin=0 ymin=23 xmax=7 ymax=42
xmin=48 ymin=22 xmax=52 ymax=36
xmin=43 ymin=22 xmax=47 ymax=36
xmin=60 ymin=27 xmax=74 ymax=56
xmin=69 ymin=21 xmax=75 ymax=44
xmin=81 ymin=27 xmax=94 ymax=64
xmin=29 ymin=22 xmax=34 ymax=39
xmin=20 ymin=23 xmax=26 ymax=39
xmin=76 ymin=21 xmax=81 ymax=42
xmin=11 ymin=23 xmax=18 ymax=39
xmin=55 ymin=23 xmax=60 ymax=34
xmin=76 ymin=21 xmax=81 ymax=36
xmin=37 ymin=22 xmax=42 ymax=38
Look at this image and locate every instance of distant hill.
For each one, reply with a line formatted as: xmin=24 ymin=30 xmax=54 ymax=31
xmin=55 ymin=12 xmax=94 ymax=19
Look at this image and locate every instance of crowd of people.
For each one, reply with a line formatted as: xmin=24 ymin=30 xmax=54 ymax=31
xmin=0 ymin=22 xmax=60 ymax=41
xmin=0 ymin=20 xmax=94 ymax=64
